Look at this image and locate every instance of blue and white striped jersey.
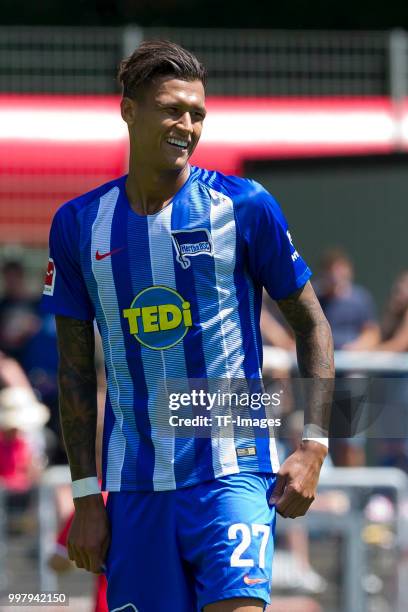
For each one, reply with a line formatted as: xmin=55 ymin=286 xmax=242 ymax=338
xmin=42 ymin=165 xmax=311 ymax=491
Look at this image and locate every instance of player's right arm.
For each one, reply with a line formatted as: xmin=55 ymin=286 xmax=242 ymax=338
xmin=56 ymin=314 xmax=110 ymax=574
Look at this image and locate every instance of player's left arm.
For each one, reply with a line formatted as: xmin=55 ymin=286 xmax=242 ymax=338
xmin=269 ymin=280 xmax=334 ymax=519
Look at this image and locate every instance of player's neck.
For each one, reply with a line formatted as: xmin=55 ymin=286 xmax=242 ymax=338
xmin=126 ymin=162 xmax=190 ymax=216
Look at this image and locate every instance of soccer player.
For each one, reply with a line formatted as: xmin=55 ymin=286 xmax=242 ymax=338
xmin=42 ymin=40 xmax=334 ymax=612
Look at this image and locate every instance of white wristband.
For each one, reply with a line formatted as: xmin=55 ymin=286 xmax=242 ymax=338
xmin=72 ymin=477 xmax=100 ymax=499
xmin=302 ymin=423 xmax=329 ymax=449
xmin=302 ymin=437 xmax=329 ymax=448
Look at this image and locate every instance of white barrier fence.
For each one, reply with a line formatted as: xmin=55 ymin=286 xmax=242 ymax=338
xmin=264 ymin=348 xmax=408 ymax=374
xmin=281 ymin=468 xmax=408 ymax=612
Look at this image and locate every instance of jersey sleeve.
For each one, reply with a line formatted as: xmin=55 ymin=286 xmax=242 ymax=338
xmin=235 ymin=180 xmax=312 ymax=300
xmin=41 ymin=206 xmax=95 ymax=320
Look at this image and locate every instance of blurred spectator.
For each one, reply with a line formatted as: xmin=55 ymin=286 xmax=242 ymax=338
xmin=377 ymin=270 xmax=408 ymax=352
xmin=314 ymin=250 xmax=375 ymax=467
xmin=0 ymin=259 xmax=40 ymax=362
xmin=315 ymin=249 xmax=380 ymax=350
xmin=373 ymin=272 xmax=408 ymax=471
xmin=376 ymin=439 xmax=408 ymax=472
xmin=0 ymin=387 xmax=49 ymax=492
xmin=20 ymin=313 xmax=59 ymax=397
xmin=0 ymin=351 xmax=32 ymax=389
xmin=0 ymin=257 xmax=63 ymax=462
xmin=0 ymin=386 xmax=50 ymax=532
xmin=19 ymin=313 xmax=61 ymax=461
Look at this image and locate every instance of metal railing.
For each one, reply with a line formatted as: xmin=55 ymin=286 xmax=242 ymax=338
xmin=279 ymin=468 xmax=408 ymax=612
xmin=0 ymin=26 xmax=408 ymax=99
xmin=263 ymin=348 xmax=408 ymax=374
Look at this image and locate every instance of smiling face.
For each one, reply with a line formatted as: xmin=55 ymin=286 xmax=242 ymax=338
xmin=121 ymin=77 xmax=206 ymax=172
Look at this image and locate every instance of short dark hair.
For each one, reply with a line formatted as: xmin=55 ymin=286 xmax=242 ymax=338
xmin=320 ymin=248 xmax=352 ymax=271
xmin=118 ymin=39 xmax=207 ymax=100
xmin=1 ymin=259 xmax=24 ymax=275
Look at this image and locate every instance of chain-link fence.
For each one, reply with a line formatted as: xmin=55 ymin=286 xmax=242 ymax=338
xmin=145 ymin=28 xmax=390 ymax=96
xmin=1 ymin=26 xmax=408 ymax=98
xmin=0 ymin=26 xmax=123 ymax=94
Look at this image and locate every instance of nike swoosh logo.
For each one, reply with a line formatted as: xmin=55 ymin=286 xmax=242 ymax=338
xmin=95 ymin=247 xmax=125 ymax=261
xmin=243 ymin=575 xmax=269 ymax=585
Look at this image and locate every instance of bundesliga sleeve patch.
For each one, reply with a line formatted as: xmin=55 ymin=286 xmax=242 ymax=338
xmin=43 ymin=257 xmax=56 ymax=296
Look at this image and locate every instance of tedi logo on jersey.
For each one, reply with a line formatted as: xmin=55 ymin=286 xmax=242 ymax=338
xmin=171 ymin=228 xmax=213 ymax=270
xmin=123 ymin=286 xmax=192 ymax=350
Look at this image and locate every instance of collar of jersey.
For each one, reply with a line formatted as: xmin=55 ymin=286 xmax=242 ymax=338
xmin=120 ymin=165 xmax=199 ymax=218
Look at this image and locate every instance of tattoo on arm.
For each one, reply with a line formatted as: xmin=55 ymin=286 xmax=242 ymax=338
xmin=56 ymin=315 xmax=97 ymax=481
xmin=277 ymin=281 xmax=334 ymax=378
xmin=277 ymin=281 xmax=334 ymax=432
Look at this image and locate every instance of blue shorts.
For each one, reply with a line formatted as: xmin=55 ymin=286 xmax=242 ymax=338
xmin=105 ymin=472 xmax=277 ymax=612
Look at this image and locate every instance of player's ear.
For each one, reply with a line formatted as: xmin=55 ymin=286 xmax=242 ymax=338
xmin=120 ymin=97 xmax=138 ymax=125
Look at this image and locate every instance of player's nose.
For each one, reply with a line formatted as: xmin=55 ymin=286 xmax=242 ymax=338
xmin=177 ymin=112 xmax=193 ymax=134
